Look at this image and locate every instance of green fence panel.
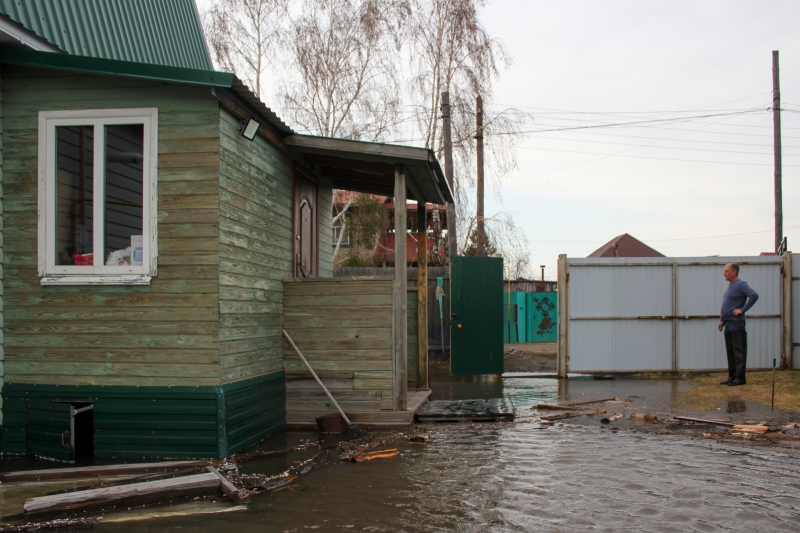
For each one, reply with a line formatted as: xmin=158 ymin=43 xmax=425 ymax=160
xmin=526 ymin=292 xmax=558 ymax=343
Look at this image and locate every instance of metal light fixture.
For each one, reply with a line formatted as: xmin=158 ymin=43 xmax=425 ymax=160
xmin=241 ymin=118 xmax=260 ymax=141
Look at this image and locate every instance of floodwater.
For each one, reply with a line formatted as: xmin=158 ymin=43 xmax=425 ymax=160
xmin=4 ymin=377 xmax=800 ymax=532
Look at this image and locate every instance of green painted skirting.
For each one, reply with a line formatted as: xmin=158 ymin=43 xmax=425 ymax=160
xmin=1 ymin=373 xmax=285 ymax=458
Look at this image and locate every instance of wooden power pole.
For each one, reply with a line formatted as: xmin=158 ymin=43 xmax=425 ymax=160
xmin=773 ymin=50 xmax=783 ymax=253
xmin=441 ymin=92 xmax=457 ymax=259
xmin=476 ymin=95 xmax=485 ymax=256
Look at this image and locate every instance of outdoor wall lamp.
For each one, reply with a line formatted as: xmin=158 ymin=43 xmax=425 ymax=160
xmin=241 ymin=118 xmax=260 ymax=140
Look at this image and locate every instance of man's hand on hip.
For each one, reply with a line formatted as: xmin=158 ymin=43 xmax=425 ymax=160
xmin=733 ymin=308 xmax=743 ymax=317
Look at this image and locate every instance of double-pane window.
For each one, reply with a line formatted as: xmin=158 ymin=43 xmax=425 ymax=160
xmin=39 ymin=109 xmax=157 ymax=284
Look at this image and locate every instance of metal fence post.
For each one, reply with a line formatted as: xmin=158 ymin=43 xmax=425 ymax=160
xmin=557 ymin=254 xmax=569 ymax=378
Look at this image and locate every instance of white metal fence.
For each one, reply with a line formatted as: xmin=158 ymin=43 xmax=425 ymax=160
xmin=557 ymin=255 xmax=793 ymax=375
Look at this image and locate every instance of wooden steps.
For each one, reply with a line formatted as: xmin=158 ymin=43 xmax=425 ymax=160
xmin=287 ymin=389 xmax=431 ymax=427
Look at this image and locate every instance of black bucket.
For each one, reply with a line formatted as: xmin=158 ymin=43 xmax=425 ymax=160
xmin=316 ymin=413 xmax=348 ymax=434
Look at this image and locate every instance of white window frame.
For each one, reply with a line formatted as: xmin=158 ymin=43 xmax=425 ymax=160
xmin=37 ymin=108 xmax=158 ymax=285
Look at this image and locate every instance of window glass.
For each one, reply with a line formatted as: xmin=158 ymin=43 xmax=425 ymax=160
xmin=104 ymin=124 xmax=144 ymax=266
xmin=56 ymin=126 xmax=94 ymax=265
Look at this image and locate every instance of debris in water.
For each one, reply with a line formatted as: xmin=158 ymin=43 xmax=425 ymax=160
xmin=630 ymin=414 xmax=658 ymax=423
xmin=535 ymin=404 xmax=584 ymax=411
xmin=350 ymin=448 xmax=399 ymax=463
xmin=600 ymin=413 xmax=624 ymax=424
xmin=262 ymin=476 xmax=298 ymax=493
xmin=408 ymin=435 xmax=428 ymax=443
xmin=0 ymin=518 xmax=100 ymax=532
xmin=731 ymin=424 xmax=770 ymax=434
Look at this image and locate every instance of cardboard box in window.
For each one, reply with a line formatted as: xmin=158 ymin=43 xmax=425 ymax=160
xmin=131 ymin=235 xmax=143 ymax=266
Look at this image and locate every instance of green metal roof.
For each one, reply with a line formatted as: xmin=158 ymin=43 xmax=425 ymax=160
xmin=0 ymin=0 xmax=213 ymax=70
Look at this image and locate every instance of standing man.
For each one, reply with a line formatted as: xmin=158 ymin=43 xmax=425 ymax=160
xmin=718 ymin=263 xmax=759 ymax=386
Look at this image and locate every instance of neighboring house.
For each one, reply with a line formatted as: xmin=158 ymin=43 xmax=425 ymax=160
xmin=331 ymin=191 xmax=447 ymax=267
xmin=587 ymin=233 xmax=664 ymax=258
xmin=0 ymin=1 xmax=451 ymax=460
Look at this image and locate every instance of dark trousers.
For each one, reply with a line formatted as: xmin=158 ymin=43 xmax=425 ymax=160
xmin=724 ymin=328 xmax=747 ymax=382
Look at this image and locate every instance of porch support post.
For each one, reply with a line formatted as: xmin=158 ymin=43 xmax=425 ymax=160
xmin=417 ymin=202 xmax=429 ymax=388
xmin=393 ymin=165 xmax=408 ymax=410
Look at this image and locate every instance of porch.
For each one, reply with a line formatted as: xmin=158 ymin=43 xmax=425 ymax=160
xmin=281 ymin=135 xmax=453 ymax=427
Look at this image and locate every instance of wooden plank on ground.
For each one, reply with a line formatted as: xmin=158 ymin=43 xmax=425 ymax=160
xmin=23 ymin=472 xmax=221 ymax=516
xmin=206 ymin=466 xmax=250 ymax=504
xmin=0 ymin=461 xmax=209 ymax=483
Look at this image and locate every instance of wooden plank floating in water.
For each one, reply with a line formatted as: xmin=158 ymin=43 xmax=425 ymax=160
xmin=0 ymin=461 xmax=209 ymax=483
xmin=23 ymin=472 xmax=221 ymax=516
xmin=206 ymin=466 xmax=251 ymax=504
xmin=415 ymin=399 xmax=515 ymax=424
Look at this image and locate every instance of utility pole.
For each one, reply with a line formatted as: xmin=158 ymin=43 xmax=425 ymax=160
xmin=441 ymin=92 xmax=457 ymax=259
xmin=475 ymin=95 xmax=485 ymax=257
xmin=773 ymin=50 xmax=783 ymax=254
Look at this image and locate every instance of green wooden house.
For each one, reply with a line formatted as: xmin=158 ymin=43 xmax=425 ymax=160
xmin=0 ymin=1 xmax=451 ymax=460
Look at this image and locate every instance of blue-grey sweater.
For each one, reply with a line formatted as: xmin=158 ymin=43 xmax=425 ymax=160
xmin=720 ymin=279 xmax=759 ymax=331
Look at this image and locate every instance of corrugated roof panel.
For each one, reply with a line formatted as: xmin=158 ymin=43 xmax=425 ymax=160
xmin=0 ymin=0 xmax=212 ymax=70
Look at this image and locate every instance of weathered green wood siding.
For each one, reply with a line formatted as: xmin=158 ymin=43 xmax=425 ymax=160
xmin=0 ymin=70 xmax=5 ymax=425
xmin=283 ymin=278 xmax=394 ymax=424
xmin=218 ymin=107 xmax=293 ymax=385
xmin=318 ymin=176 xmax=333 ymax=277
xmin=2 ymin=65 xmax=221 ymax=387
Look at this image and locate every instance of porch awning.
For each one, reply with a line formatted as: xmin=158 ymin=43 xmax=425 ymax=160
xmin=283 ymin=134 xmax=453 ymax=205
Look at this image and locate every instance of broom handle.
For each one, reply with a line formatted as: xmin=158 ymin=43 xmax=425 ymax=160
xmin=283 ymin=330 xmax=352 ymax=425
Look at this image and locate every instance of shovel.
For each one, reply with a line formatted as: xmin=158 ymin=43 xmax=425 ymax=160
xmin=283 ymin=330 xmax=366 ymax=437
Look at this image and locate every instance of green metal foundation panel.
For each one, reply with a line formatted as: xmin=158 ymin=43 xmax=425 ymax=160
xmin=1 ymin=373 xmax=285 ymax=458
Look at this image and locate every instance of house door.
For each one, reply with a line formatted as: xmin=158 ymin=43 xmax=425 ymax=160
xmin=450 ymin=256 xmax=504 ymax=376
xmin=294 ymin=168 xmax=318 ymax=278
xmin=27 ymin=401 xmax=93 ymax=462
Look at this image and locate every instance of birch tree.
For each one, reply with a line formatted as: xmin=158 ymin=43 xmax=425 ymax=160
xmin=203 ymin=0 xmax=289 ymax=100
xmin=279 ymin=0 xmax=407 ymax=141
xmin=407 ymin=0 xmax=526 ymax=262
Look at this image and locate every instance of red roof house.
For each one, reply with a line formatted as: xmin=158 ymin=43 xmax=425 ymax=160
xmin=588 ymin=233 xmax=664 ymax=258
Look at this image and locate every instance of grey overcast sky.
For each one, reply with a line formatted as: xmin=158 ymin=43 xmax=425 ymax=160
xmin=478 ymin=0 xmax=800 ymax=277
xmin=197 ymin=0 xmax=800 ymax=277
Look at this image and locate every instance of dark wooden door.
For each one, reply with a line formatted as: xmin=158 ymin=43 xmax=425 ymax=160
xmin=294 ymin=168 xmax=318 ymax=278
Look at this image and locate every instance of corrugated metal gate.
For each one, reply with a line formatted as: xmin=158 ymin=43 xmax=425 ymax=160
xmin=793 ymin=256 xmax=800 ymax=369
xmin=557 ymin=255 xmax=792 ymax=375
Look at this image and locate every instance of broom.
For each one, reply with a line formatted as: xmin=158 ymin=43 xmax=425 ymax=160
xmin=283 ymin=330 xmax=366 ymax=437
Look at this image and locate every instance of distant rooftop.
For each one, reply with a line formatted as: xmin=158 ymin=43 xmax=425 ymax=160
xmin=0 ymin=0 xmax=212 ymax=70
xmin=588 ymin=233 xmax=664 ymax=258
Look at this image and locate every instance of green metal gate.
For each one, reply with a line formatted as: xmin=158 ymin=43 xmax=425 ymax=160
xmin=450 ymin=256 xmax=504 ymax=375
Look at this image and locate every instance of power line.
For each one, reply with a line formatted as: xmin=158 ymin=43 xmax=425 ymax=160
xmin=490 ymin=143 xmax=800 ymax=167
xmin=503 ymin=135 xmax=800 ymax=157
xmin=527 ymin=225 xmax=800 ymax=244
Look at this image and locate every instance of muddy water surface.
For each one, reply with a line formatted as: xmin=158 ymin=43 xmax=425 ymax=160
xmin=88 ymin=378 xmax=800 ymax=532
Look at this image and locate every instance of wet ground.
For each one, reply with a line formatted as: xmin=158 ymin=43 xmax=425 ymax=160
xmin=503 ymin=342 xmax=557 ymax=373
xmin=3 ymin=376 xmax=800 ymax=532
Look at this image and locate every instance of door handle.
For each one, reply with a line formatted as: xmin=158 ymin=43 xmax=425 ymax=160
xmin=451 ymin=314 xmax=459 ymax=319
xmin=61 ymin=431 xmax=70 ymax=448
